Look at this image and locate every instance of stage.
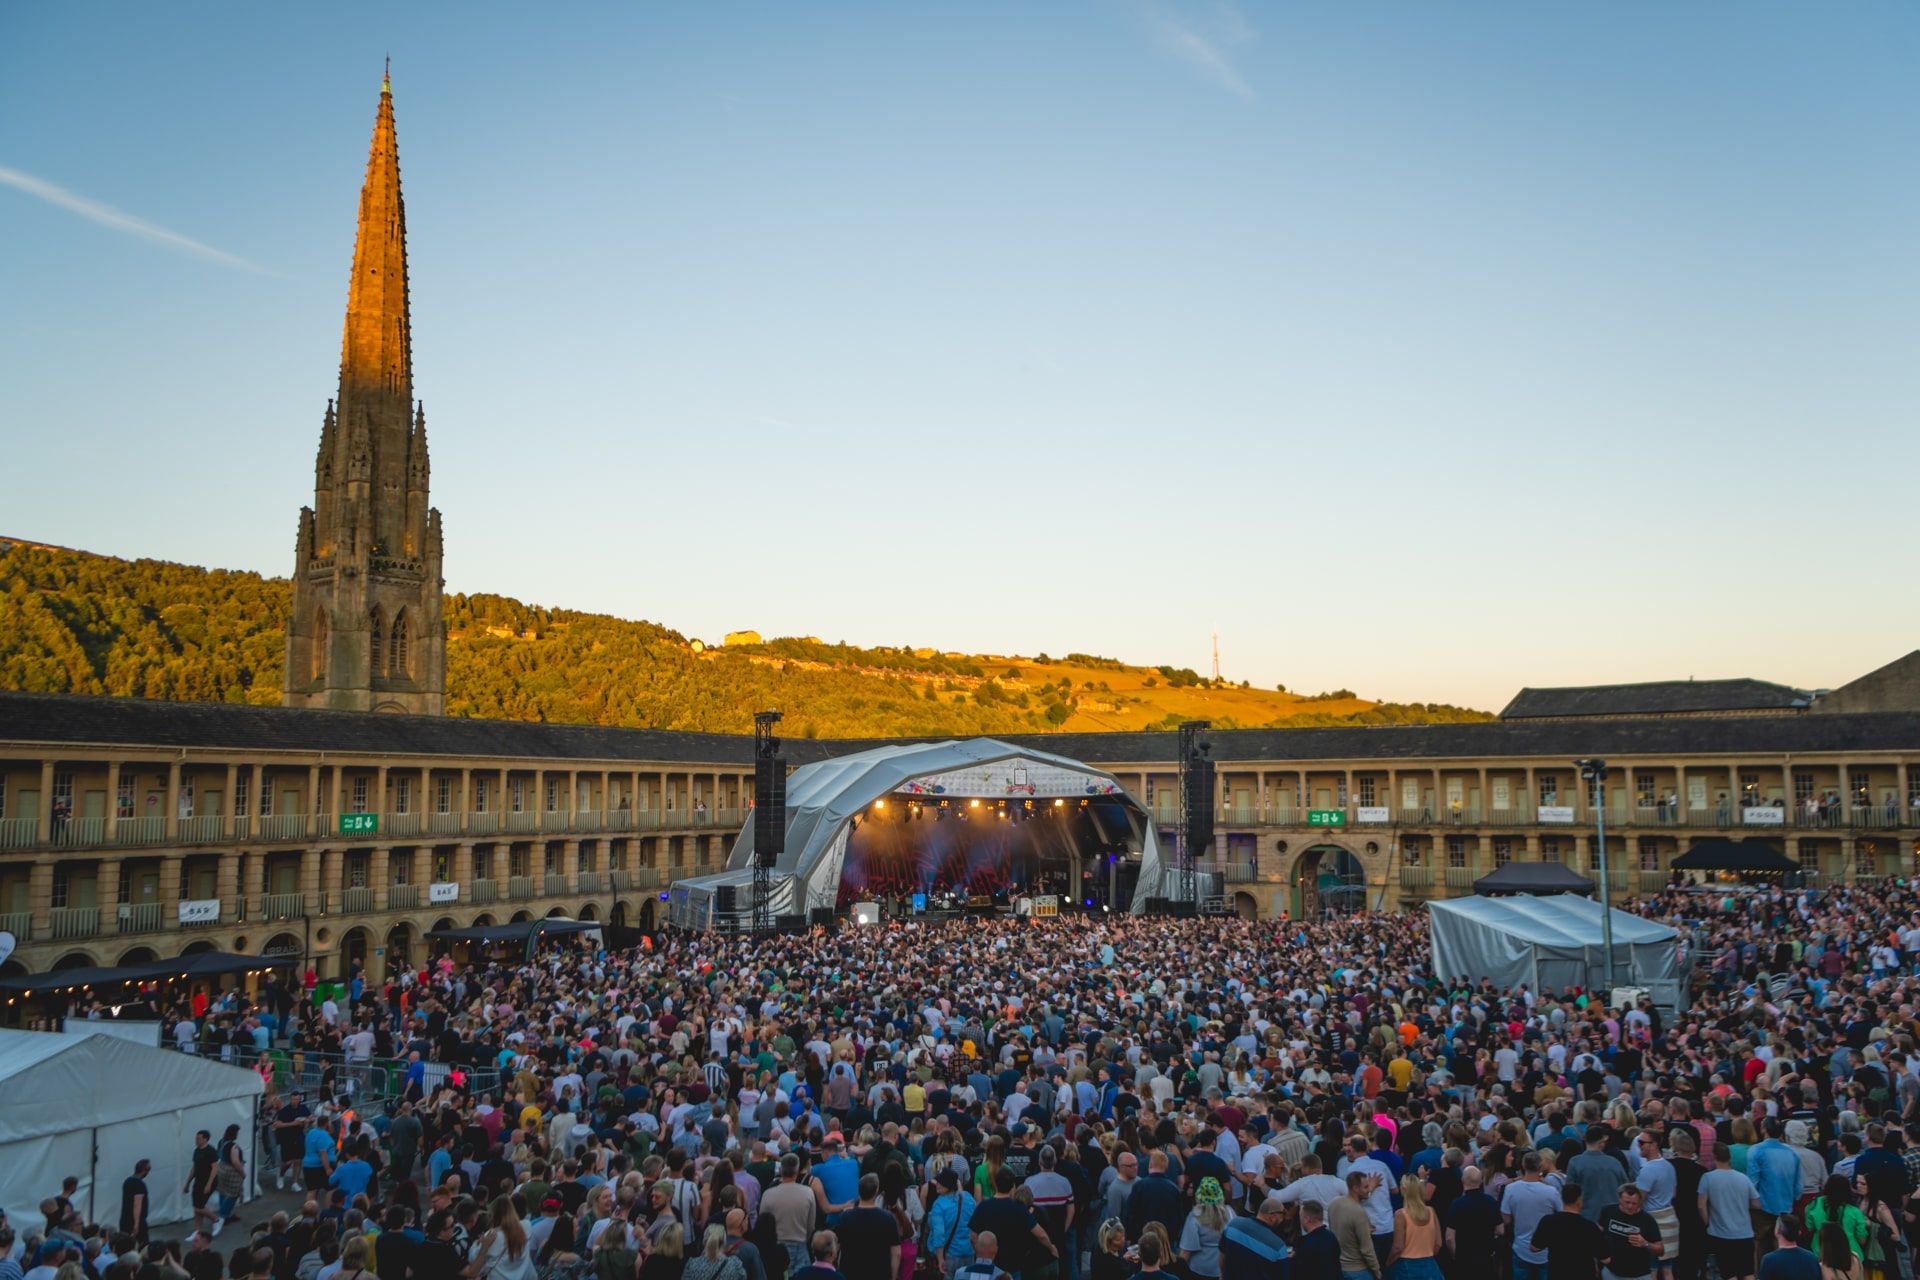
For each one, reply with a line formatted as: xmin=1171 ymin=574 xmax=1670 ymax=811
xmin=668 ymin=738 xmax=1177 ymax=931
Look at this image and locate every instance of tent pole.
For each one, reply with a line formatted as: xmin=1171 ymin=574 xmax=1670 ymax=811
xmin=89 ymin=1125 xmax=99 ymax=1224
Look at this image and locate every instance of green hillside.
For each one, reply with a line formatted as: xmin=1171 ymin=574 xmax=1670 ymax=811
xmin=0 ymin=539 xmax=1492 ymax=737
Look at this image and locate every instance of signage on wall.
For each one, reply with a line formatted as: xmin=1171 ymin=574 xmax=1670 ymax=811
xmin=177 ymin=899 xmax=220 ymax=925
xmin=1356 ymin=807 xmax=1391 ymax=824
xmin=1742 ymin=807 xmax=1785 ymax=826
xmin=339 ymin=813 xmax=379 ymax=835
xmin=1537 ymin=805 xmax=1575 ymax=824
xmin=428 ymin=881 xmax=460 ymax=903
xmin=1307 ymin=809 xmax=1346 ymax=827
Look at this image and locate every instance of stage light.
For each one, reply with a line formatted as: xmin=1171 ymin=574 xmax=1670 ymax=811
xmin=1054 ymin=799 xmax=1064 ymax=808
xmin=970 ymin=799 xmax=981 ymax=809
xmin=874 ymin=799 xmax=886 ymax=810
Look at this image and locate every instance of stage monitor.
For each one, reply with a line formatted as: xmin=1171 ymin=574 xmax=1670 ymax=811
xmin=911 ymin=893 xmax=927 ymax=914
xmin=851 ymin=901 xmax=882 ymax=926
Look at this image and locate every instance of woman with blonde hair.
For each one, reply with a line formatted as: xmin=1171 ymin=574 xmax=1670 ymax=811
xmin=468 ymin=1195 xmax=535 ymax=1280
xmin=637 ymin=1223 xmax=685 ymax=1280
xmin=1177 ymin=1177 xmax=1235 ymax=1279
xmin=678 ymin=1225 xmax=744 ymax=1280
xmin=1387 ymin=1173 xmax=1442 ymax=1280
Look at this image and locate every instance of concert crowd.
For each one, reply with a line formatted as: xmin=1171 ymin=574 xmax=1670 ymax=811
xmin=15 ymin=875 xmax=1920 ymax=1280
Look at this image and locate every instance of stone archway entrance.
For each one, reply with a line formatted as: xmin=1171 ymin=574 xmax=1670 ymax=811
xmin=1291 ymin=844 xmax=1366 ymax=918
xmin=1231 ymin=891 xmax=1259 ymax=922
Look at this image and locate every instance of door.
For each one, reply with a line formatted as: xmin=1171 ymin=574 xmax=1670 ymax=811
xmin=17 ymin=789 xmax=38 ymax=824
xmin=1313 ymin=788 xmax=1332 ymax=808
xmin=82 ymin=791 xmax=106 ymax=819
xmin=281 ymin=788 xmax=301 ymax=814
xmin=189 ymin=865 xmax=217 ymax=898
xmin=269 ymin=861 xmax=299 ymax=894
xmin=203 ymin=790 xmax=223 ymax=817
xmin=132 ymin=870 xmax=160 ymax=902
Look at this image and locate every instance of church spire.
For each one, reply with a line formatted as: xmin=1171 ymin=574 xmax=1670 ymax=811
xmin=338 ymin=64 xmax=411 ymax=401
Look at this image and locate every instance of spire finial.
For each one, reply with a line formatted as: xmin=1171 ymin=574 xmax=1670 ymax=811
xmin=382 ymin=56 xmax=391 ymax=95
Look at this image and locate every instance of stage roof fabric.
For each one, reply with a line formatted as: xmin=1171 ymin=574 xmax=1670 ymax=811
xmin=672 ymin=737 xmax=1166 ymax=922
xmin=425 ymin=920 xmax=600 ymax=944
xmin=0 ymin=950 xmax=295 ymax=995
xmin=1473 ymin=862 xmax=1596 ymax=896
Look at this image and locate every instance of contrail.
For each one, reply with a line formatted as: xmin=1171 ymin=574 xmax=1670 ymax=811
xmin=0 ymin=163 xmax=279 ymax=275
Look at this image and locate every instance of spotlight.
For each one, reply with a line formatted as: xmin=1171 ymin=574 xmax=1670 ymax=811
xmin=1054 ymin=799 xmax=1064 ymax=808
xmin=970 ymin=799 xmax=981 ymax=809
xmin=874 ymin=799 xmax=886 ymax=811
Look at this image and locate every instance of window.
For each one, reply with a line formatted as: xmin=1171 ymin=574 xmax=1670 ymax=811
xmin=393 ymin=852 xmax=410 ymax=885
xmin=474 ymin=777 xmax=490 ymax=812
xmin=1635 ymin=772 xmax=1656 ymax=806
xmin=51 ymin=865 xmax=69 ymax=909
xmin=117 ymin=776 xmax=134 ymax=819
xmin=389 ymin=611 xmax=410 ymax=679
xmin=1639 ymin=840 xmax=1660 ymax=871
xmin=234 ymin=772 xmax=249 ymax=817
xmin=433 ymin=850 xmax=452 ymax=881
xmin=436 ymin=777 xmax=452 ymax=814
xmin=511 ymin=848 xmax=529 ymax=878
xmin=1538 ymin=774 xmax=1558 ymax=805
xmin=511 ymin=779 xmax=526 ymax=813
xmin=370 ymin=608 xmax=385 ymax=676
xmin=350 ymin=776 xmax=369 ymax=814
xmin=1541 ymin=837 xmax=1561 ymax=863
xmin=474 ymin=848 xmax=491 ymax=879
xmin=1798 ymin=842 xmax=1819 ymax=871
xmin=394 ymin=776 xmax=411 ymax=815
xmin=545 ymin=845 xmax=560 ymax=873
xmin=1358 ymin=777 xmax=1376 ymax=807
xmin=260 ymin=780 xmax=273 ymax=816
xmin=1448 ymin=837 xmax=1468 ymax=868
xmin=1855 ymin=841 xmax=1880 ymax=877
xmin=311 ymin=608 xmax=329 ymax=681
xmin=1740 ymin=772 xmax=1760 ymax=800
xmin=118 ymin=864 xmax=132 ymax=903
xmin=545 ymin=779 xmax=560 ymax=812
xmin=53 ymin=771 xmax=73 ymax=810
xmin=1336 ymin=778 xmax=1349 ymax=806
xmin=1402 ymin=837 xmax=1422 ymax=865
xmin=348 ymin=853 xmax=368 ymax=888
xmin=1794 ymin=773 xmax=1814 ymax=804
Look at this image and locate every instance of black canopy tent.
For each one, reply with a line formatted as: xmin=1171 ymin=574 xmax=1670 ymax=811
xmin=425 ymin=918 xmax=601 ymax=960
xmin=1671 ymin=837 xmax=1800 ymax=875
xmin=1473 ymin=861 xmax=1596 ymax=896
xmin=0 ymin=950 xmax=295 ymax=997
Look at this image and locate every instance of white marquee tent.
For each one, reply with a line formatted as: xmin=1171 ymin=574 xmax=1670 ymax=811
xmin=1426 ymin=893 xmax=1685 ymax=1001
xmin=0 ymin=1028 xmax=263 ymax=1229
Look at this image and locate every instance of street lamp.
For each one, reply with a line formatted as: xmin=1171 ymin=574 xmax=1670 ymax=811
xmin=1575 ymin=758 xmax=1616 ymax=993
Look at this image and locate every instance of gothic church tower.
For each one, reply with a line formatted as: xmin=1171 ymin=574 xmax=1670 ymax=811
xmin=285 ymin=69 xmax=445 ymax=714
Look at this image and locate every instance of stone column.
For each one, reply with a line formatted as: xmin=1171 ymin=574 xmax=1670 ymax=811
xmin=164 ymin=760 xmax=181 ymax=840
xmin=561 ymin=839 xmax=580 ymax=892
xmin=376 ymin=765 xmax=390 ymax=821
xmin=454 ymin=842 xmax=475 ymax=888
xmin=157 ymin=855 xmax=181 ymax=916
xmin=565 ymin=771 xmax=578 ymax=831
xmin=371 ymin=847 xmax=391 ymax=910
xmin=300 ymin=849 xmax=321 ymax=914
xmin=217 ymin=851 xmax=240 ymax=916
xmin=105 ymin=759 xmax=121 ymax=852
xmin=498 ymin=768 xmax=509 ymax=824
xmin=308 ymin=765 xmax=322 ymax=837
xmin=98 ymin=855 xmax=123 ymax=919
xmin=330 ymin=765 xmax=344 ymax=828
xmin=459 ymin=768 xmax=473 ymax=833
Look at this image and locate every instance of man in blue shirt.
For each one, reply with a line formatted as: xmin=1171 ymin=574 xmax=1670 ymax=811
xmin=329 ymin=1140 xmax=374 ymax=1200
xmin=1220 ymin=1194 xmax=1290 ymax=1280
xmin=1746 ymin=1120 xmax=1803 ymax=1266
xmin=301 ymin=1121 xmax=336 ymax=1193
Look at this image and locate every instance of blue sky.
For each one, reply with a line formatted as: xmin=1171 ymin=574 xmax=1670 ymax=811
xmin=2 ymin=3 xmax=1916 ymax=710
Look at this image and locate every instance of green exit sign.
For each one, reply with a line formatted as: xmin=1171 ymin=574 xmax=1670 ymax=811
xmin=339 ymin=812 xmax=379 ymax=836
xmin=1307 ymin=809 xmax=1346 ymax=827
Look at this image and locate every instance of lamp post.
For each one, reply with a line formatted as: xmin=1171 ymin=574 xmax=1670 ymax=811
xmin=1575 ymin=758 xmax=1616 ymax=992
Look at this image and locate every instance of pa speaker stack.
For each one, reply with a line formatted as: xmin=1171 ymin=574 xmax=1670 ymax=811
xmin=755 ymin=753 xmax=787 ymax=867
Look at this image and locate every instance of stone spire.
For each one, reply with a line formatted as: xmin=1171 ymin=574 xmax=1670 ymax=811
xmin=286 ymin=66 xmax=445 ymax=716
xmin=339 ymin=65 xmax=412 ymax=403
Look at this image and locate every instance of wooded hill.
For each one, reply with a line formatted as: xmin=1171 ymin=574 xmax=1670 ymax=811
xmin=0 ymin=540 xmax=1491 ymax=738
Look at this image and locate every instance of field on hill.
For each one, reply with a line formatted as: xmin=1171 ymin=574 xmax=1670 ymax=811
xmin=0 ymin=540 xmax=1491 ymax=737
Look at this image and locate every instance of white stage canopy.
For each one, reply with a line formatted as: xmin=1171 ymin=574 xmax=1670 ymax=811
xmin=671 ymin=738 xmax=1171 ymax=927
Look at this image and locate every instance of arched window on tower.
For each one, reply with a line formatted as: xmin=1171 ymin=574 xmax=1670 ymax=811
xmin=369 ymin=606 xmax=386 ymax=678
xmin=390 ymin=610 xmax=411 ymax=680
xmin=311 ymin=608 xmax=330 ymax=682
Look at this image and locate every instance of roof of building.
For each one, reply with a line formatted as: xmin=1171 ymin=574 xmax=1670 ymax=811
xmin=1 ymin=690 xmax=1915 ymax=765
xmin=1499 ymin=678 xmax=1811 ymax=720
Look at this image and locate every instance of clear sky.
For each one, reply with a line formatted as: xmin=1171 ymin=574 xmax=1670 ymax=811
xmin=3 ymin=4 xmax=1916 ymax=711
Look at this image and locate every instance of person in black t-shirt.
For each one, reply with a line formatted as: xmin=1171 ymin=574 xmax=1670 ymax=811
xmin=1532 ymin=1184 xmax=1606 ymax=1280
xmin=1597 ymin=1185 xmax=1663 ymax=1280
xmin=121 ymin=1160 xmax=152 ymax=1246
xmin=835 ymin=1174 xmax=900 ymax=1280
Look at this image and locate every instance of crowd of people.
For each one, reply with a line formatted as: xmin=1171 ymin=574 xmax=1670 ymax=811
xmin=11 ymin=873 xmax=1920 ymax=1280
